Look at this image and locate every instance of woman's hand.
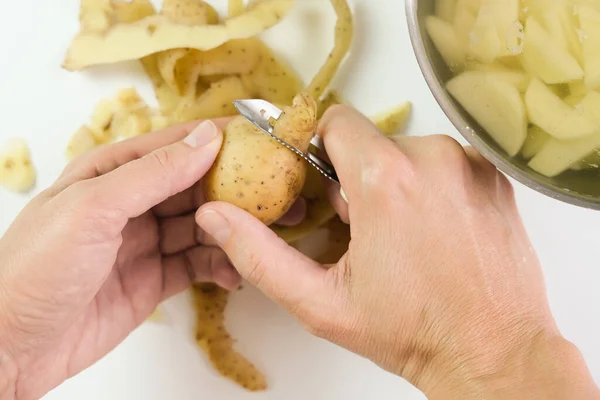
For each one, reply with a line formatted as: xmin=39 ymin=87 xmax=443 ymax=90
xmin=197 ymin=106 xmax=600 ymax=399
xmin=0 ymin=119 xmax=303 ymax=400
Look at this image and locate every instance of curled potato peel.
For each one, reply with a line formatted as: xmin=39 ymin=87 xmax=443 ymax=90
xmin=191 ymin=284 xmax=268 ymax=391
xmin=63 ymin=0 xmax=294 ymax=71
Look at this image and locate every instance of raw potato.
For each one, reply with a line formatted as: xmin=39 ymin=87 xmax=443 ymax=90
xmin=191 ymin=284 xmax=267 ymax=391
xmin=447 ymin=71 xmax=527 ymax=156
xmin=468 ymin=5 xmax=502 ymax=63
xmin=435 ymin=0 xmax=457 ymax=22
xmin=66 ymin=126 xmax=99 ymax=160
xmin=426 ymin=0 xmax=600 ymax=178
xmin=521 ymin=125 xmax=551 ymax=160
xmin=305 ymin=0 xmax=354 ymax=100
xmin=579 ymin=6 xmax=600 ymax=90
xmin=525 ymin=78 xmax=598 ymax=140
xmin=425 ymin=16 xmax=466 ymax=68
xmin=0 ymin=139 xmax=36 ymax=193
xmin=204 ymin=93 xmax=318 ymax=226
xmin=521 ymin=17 xmax=584 ymax=84
xmin=372 ymin=102 xmax=412 ymax=136
xmin=529 ymin=133 xmax=600 ymax=177
xmin=63 ymin=0 xmax=294 ymax=70
xmin=271 ymin=166 xmax=336 ymax=243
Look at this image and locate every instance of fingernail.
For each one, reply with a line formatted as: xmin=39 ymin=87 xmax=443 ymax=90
xmin=184 ymin=120 xmax=218 ymax=147
xmin=197 ymin=210 xmax=231 ymax=245
xmin=340 ymin=187 xmax=348 ymax=203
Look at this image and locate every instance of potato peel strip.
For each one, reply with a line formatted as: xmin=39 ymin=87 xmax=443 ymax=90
xmin=63 ymin=0 xmax=294 ymax=71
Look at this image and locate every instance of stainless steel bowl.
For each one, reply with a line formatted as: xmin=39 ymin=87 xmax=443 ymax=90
xmin=405 ymin=0 xmax=600 ymax=210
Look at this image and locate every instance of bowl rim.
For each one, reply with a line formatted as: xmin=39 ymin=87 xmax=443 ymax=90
xmin=404 ymin=0 xmax=600 ymax=211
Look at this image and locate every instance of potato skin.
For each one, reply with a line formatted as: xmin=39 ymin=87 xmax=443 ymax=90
xmin=204 ymin=117 xmax=308 ymax=225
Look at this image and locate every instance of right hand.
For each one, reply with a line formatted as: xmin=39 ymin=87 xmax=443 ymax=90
xmin=196 ymin=106 xmax=599 ymax=399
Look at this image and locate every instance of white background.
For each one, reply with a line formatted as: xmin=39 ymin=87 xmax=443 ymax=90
xmin=0 ymin=1 xmax=599 ymax=399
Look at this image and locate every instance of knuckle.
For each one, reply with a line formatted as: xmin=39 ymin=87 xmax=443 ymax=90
xmin=361 ymin=145 xmax=415 ymax=194
xmin=146 ymin=147 xmax=173 ymax=174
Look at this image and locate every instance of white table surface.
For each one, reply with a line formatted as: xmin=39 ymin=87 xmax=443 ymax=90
xmin=0 ymin=1 xmax=598 ymax=399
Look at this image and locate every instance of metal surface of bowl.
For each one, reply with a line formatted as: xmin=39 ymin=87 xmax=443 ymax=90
xmin=405 ymin=0 xmax=600 ymax=210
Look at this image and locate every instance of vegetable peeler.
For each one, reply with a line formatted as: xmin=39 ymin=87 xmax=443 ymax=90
xmin=232 ymin=99 xmax=340 ymax=184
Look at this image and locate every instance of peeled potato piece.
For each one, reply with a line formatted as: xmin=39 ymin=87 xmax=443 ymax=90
xmin=521 ymin=125 xmax=551 ymax=160
xmin=434 ymin=0 xmax=456 ymax=22
xmin=447 ymin=71 xmax=527 ymax=156
xmin=578 ymin=91 xmax=600 ymax=126
xmin=426 ymin=16 xmax=466 ymax=69
xmin=0 ymin=139 xmax=36 ymax=193
xmin=521 ymin=17 xmax=584 ymax=84
xmin=66 ymin=126 xmax=99 ymax=160
xmin=63 ymin=0 xmax=294 ymax=71
xmin=529 ymin=133 xmax=600 ymax=177
xmin=579 ymin=6 xmax=600 ymax=90
xmin=468 ymin=5 xmax=502 ymax=64
xmin=371 ymin=102 xmax=412 ymax=136
xmin=525 ymin=78 xmax=598 ymax=140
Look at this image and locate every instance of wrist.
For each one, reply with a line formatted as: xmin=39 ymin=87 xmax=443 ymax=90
xmin=423 ymin=330 xmax=599 ymax=399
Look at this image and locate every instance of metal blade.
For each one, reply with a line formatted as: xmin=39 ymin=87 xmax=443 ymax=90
xmin=232 ymin=99 xmax=339 ymax=183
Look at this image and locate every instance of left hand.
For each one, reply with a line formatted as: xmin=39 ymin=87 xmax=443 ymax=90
xmin=0 ymin=119 xmax=303 ymax=400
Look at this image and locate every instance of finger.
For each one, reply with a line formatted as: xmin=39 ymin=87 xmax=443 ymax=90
xmin=196 ymin=201 xmax=335 ymax=320
xmin=161 ymin=246 xmax=241 ymax=300
xmin=325 ymin=178 xmax=349 ymax=223
xmin=318 ymin=105 xmax=409 ymax=202
xmin=274 ymin=197 xmax=307 ymax=226
xmin=153 ymin=181 xmax=204 ymax=218
xmin=82 ymin=120 xmax=222 ymax=221
xmin=159 ymin=212 xmax=217 ymax=255
xmin=57 ymin=118 xmax=233 ymax=189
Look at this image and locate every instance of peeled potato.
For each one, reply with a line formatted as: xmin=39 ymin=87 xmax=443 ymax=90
xmin=371 ymin=102 xmax=412 ymax=136
xmin=447 ymin=71 xmax=527 ymax=156
xmin=529 ymin=133 xmax=600 ymax=177
xmin=204 ymin=93 xmax=318 ymax=225
xmin=521 ymin=125 xmax=551 ymax=160
xmin=425 ymin=16 xmax=466 ymax=69
xmin=525 ymin=78 xmax=598 ymax=140
xmin=468 ymin=5 xmax=502 ymax=63
xmin=66 ymin=126 xmax=99 ymax=160
xmin=0 ymin=139 xmax=36 ymax=193
xmin=521 ymin=17 xmax=584 ymax=84
xmin=579 ymin=6 xmax=600 ymax=90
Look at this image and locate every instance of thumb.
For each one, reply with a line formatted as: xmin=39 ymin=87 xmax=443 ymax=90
xmin=196 ymin=201 xmax=335 ymax=322
xmin=90 ymin=120 xmax=222 ymax=218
